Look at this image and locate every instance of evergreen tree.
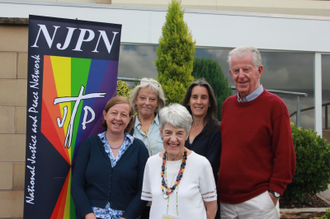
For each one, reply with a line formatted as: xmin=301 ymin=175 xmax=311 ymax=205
xmin=116 ymin=80 xmax=131 ymax=98
xmin=155 ymin=0 xmax=195 ymax=104
xmin=192 ymin=57 xmax=232 ymax=121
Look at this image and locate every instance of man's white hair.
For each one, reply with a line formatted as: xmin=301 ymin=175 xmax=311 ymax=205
xmin=227 ymin=45 xmax=262 ymax=69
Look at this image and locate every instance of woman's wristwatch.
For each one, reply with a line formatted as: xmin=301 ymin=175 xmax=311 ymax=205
xmin=269 ymin=190 xmax=281 ymax=198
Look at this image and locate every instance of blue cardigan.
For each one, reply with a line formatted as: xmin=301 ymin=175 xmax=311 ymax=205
xmin=71 ymin=135 xmax=148 ymax=219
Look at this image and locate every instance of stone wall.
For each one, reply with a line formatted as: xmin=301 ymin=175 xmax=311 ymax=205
xmin=0 ymin=24 xmax=28 ymax=219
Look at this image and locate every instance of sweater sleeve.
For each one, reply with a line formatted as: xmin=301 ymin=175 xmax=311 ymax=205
xmin=122 ymin=140 xmax=149 ymax=219
xmin=71 ymin=139 xmax=94 ymax=217
xmin=268 ymin=109 xmax=296 ymax=195
xmin=205 ymin=125 xmax=222 ymax=182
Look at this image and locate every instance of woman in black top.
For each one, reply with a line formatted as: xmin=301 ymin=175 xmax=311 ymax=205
xmin=182 ymin=78 xmax=222 ymax=219
xmin=182 ymin=78 xmax=221 ymax=181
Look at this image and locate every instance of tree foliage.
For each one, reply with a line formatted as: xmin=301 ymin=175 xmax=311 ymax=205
xmin=283 ymin=123 xmax=330 ymax=202
xmin=191 ymin=57 xmax=232 ymax=121
xmin=321 ymin=208 xmax=330 ymax=219
xmin=155 ymin=0 xmax=195 ymax=104
xmin=116 ymin=80 xmax=131 ymax=98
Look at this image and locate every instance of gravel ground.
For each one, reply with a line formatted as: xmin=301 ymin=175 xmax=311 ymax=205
xmin=280 ymin=195 xmax=330 ymax=208
xmin=280 ymin=195 xmax=330 ymax=218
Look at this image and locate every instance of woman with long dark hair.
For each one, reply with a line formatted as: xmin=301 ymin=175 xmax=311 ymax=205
xmin=182 ymin=78 xmax=222 ymax=182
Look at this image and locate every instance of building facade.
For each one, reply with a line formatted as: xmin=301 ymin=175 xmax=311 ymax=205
xmin=0 ymin=0 xmax=330 ymax=218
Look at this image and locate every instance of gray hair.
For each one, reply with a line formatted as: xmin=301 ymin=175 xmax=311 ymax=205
xmin=129 ymin=78 xmax=166 ymax=114
xmin=159 ymin=103 xmax=192 ymax=134
xmin=227 ymin=45 xmax=262 ymax=69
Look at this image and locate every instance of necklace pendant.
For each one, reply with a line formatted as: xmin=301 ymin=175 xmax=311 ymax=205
xmin=163 ymin=194 xmax=168 ymax=199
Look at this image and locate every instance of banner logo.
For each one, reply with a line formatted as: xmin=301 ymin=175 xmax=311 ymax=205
xmin=24 ymin=15 xmax=122 ymax=219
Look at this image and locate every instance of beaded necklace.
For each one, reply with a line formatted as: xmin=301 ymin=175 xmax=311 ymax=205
xmin=161 ymin=149 xmax=187 ymax=199
xmin=109 ymin=144 xmax=122 ymax=149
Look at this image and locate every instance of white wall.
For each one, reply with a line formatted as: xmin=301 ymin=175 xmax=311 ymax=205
xmin=1 ymin=0 xmax=330 ymax=53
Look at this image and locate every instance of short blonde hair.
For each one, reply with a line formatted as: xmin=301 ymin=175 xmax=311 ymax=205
xmin=129 ymin=78 xmax=166 ymax=114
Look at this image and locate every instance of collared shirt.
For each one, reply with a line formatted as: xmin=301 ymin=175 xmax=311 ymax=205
xmin=237 ymin=85 xmax=264 ymax=102
xmin=92 ymin=203 xmax=123 ymax=219
xmin=133 ymin=114 xmax=163 ymax=156
xmin=99 ymin=131 xmax=134 ymax=167
xmin=91 ymin=132 xmax=134 ymax=219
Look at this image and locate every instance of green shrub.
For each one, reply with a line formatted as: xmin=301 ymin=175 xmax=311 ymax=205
xmin=283 ymin=123 xmax=330 ymax=202
xmin=321 ymin=208 xmax=330 ymax=219
xmin=116 ymin=80 xmax=131 ymax=98
xmin=155 ymin=0 xmax=195 ymax=104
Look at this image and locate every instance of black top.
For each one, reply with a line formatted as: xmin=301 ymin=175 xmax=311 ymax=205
xmin=185 ymin=123 xmax=222 ymax=182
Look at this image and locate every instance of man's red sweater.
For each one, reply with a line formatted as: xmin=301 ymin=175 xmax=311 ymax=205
xmin=217 ymin=90 xmax=296 ymax=204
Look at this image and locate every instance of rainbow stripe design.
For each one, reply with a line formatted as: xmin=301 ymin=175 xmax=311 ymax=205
xmin=41 ymin=55 xmax=118 ymax=218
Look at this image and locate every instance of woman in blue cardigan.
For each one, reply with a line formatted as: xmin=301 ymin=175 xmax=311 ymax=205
xmin=72 ymin=96 xmax=148 ymax=219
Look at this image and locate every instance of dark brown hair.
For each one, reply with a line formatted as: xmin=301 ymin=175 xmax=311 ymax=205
xmin=182 ymin=78 xmax=219 ymax=135
xmin=101 ymin=96 xmax=135 ymax=132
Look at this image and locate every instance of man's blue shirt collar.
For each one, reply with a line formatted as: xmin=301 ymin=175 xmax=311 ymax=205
xmin=237 ymin=85 xmax=264 ymax=102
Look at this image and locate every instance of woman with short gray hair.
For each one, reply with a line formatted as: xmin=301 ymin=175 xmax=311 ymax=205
xmin=158 ymin=103 xmax=192 ymax=133
xmin=142 ymin=104 xmax=218 ymax=219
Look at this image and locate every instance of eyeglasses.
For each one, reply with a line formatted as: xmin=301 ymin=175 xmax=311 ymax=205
xmin=139 ymin=79 xmax=160 ymax=87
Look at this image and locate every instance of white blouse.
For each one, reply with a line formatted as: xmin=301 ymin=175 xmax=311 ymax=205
xmin=142 ymin=151 xmax=217 ymax=219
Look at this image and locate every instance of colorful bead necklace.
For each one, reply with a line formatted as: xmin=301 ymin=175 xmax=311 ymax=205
xmin=161 ymin=149 xmax=187 ymax=199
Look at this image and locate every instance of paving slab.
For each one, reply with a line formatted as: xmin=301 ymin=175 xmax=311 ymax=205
xmin=319 ymin=184 xmax=330 ymax=203
xmin=280 ymin=207 xmax=327 ymax=212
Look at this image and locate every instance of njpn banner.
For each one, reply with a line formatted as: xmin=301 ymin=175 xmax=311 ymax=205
xmin=24 ymin=15 xmax=122 ymax=218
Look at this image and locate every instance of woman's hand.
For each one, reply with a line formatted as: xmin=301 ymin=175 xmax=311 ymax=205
xmin=120 ymin=217 xmax=126 ymax=219
xmin=84 ymin=213 xmax=97 ymax=219
xmin=205 ymin=200 xmax=217 ymax=219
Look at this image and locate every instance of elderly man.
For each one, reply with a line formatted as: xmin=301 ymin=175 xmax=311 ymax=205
xmin=217 ymin=46 xmax=296 ymax=219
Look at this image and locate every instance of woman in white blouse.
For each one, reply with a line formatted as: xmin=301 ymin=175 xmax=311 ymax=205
xmin=141 ymin=103 xmax=217 ymax=219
